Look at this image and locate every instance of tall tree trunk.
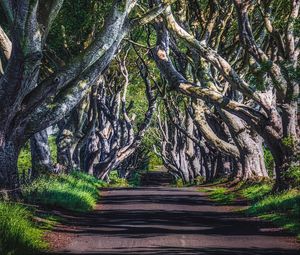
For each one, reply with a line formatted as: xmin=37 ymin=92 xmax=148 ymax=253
xmin=30 ymin=129 xmax=53 ymax=178
xmin=0 ymin=140 xmax=20 ymax=197
xmin=239 ymin=135 xmax=268 ymax=180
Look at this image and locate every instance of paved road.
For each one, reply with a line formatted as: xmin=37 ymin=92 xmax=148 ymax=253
xmin=48 ymin=187 xmax=300 ymax=254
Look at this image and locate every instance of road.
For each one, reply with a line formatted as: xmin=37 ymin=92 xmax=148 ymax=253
xmin=48 ymin=187 xmax=300 ymax=255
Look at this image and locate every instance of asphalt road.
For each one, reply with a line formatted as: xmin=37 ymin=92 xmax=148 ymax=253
xmin=48 ymin=187 xmax=300 ymax=255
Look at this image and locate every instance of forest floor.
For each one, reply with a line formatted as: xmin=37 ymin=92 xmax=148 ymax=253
xmin=43 ymin=184 xmax=300 ymax=255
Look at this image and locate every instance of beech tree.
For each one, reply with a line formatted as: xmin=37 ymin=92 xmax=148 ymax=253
xmin=151 ymin=0 xmax=298 ymax=190
xmin=151 ymin=9 xmax=268 ymax=181
xmin=0 ymin=0 xmax=173 ymax=192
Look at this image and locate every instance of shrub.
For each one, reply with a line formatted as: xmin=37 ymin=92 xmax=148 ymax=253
xmin=194 ymin=176 xmax=205 ymax=185
xmin=108 ymin=171 xmax=130 ymax=187
xmin=0 ymin=202 xmax=47 ymax=255
xmin=128 ymin=171 xmax=142 ymax=187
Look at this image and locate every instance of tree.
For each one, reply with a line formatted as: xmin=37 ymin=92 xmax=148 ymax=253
xmin=0 ymin=0 xmax=173 ymax=192
xmin=151 ymin=0 xmax=298 ymax=190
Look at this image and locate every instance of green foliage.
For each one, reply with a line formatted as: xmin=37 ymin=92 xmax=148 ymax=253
xmin=175 ymin=178 xmax=184 ymax=188
xmin=194 ymin=176 xmax=205 ymax=185
xmin=0 ymin=202 xmax=47 ymax=255
xmin=284 ymin=165 xmax=300 ymax=188
xmin=282 ymin=135 xmax=295 ymax=148
xmin=18 ymin=142 xmax=32 ymax=175
xmin=246 ymin=189 xmax=300 ymax=238
xmin=108 ymin=171 xmax=130 ymax=187
xmin=48 ymin=135 xmax=57 ymax=164
xmin=48 ymin=0 xmax=113 ymax=59
xmin=148 ymin=152 xmax=163 ymax=170
xmin=23 ymin=171 xmax=105 ymax=212
xmin=18 ymin=135 xmax=58 ymax=174
xmin=263 ymin=148 xmax=275 ymax=177
xmin=128 ymin=171 xmax=142 ymax=187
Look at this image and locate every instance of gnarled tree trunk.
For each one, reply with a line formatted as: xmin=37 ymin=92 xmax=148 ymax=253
xmin=30 ymin=129 xmax=53 ymax=178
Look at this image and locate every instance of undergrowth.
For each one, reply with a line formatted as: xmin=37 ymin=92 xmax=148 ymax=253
xmin=23 ymin=171 xmax=105 ymax=212
xmin=246 ymin=189 xmax=300 ymax=238
xmin=200 ymin=181 xmax=300 ymax=239
xmin=108 ymin=171 xmax=131 ymax=187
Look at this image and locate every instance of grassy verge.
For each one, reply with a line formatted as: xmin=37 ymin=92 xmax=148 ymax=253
xmin=206 ymin=187 xmax=237 ymax=204
xmin=246 ymin=188 xmax=300 ymax=239
xmin=200 ymin=182 xmax=300 ymax=239
xmin=23 ymin=171 xmax=106 ymax=212
xmin=0 ymin=202 xmax=47 ymax=255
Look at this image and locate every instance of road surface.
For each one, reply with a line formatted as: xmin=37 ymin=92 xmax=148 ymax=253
xmin=47 ymin=187 xmax=300 ymax=254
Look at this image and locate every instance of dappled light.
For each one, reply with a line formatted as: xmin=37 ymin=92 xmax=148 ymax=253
xmin=0 ymin=0 xmax=299 ymax=254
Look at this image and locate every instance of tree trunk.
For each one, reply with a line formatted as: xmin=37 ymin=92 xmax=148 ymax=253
xmin=30 ymin=129 xmax=53 ymax=178
xmin=0 ymin=140 xmax=20 ymax=197
xmin=270 ymin=144 xmax=298 ymax=191
xmin=239 ymin=135 xmax=268 ymax=180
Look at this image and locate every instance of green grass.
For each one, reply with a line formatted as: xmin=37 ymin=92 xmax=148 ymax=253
xmin=200 ymin=181 xmax=300 ymax=239
xmin=0 ymin=202 xmax=47 ymax=255
xmin=23 ymin=171 xmax=105 ymax=212
xmin=246 ymin=189 xmax=300 ymax=238
xmin=207 ymin=187 xmax=237 ymax=204
xmin=240 ymin=183 xmax=272 ymax=201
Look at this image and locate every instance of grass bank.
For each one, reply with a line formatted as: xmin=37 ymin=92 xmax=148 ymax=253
xmin=0 ymin=171 xmax=106 ymax=255
xmin=0 ymin=202 xmax=47 ymax=255
xmin=200 ymin=182 xmax=300 ymax=239
xmin=23 ymin=171 xmax=105 ymax=212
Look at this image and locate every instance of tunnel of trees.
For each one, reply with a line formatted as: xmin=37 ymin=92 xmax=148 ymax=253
xmin=0 ymin=0 xmax=299 ymax=253
xmin=0 ymin=0 xmax=299 ymax=193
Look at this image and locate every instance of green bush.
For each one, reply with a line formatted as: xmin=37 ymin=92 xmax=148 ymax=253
xmin=128 ymin=171 xmax=142 ymax=187
xmin=194 ymin=176 xmax=205 ymax=185
xmin=23 ymin=171 xmax=105 ymax=212
xmin=175 ymin=178 xmax=184 ymax=188
xmin=0 ymin=202 xmax=47 ymax=255
xmin=108 ymin=171 xmax=130 ymax=187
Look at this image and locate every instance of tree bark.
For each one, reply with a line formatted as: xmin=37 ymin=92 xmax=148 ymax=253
xmin=0 ymin=140 xmax=20 ymax=197
xmin=30 ymin=129 xmax=53 ymax=178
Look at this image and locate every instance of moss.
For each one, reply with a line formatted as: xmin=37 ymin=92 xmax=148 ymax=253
xmin=282 ymin=135 xmax=295 ymax=148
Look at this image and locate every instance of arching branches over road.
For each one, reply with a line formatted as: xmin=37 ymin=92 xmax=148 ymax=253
xmin=0 ymin=0 xmax=173 ymax=191
xmin=150 ymin=0 xmax=299 ymax=190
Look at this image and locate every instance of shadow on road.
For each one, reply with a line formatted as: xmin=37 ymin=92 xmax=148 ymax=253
xmin=44 ymin=187 xmax=300 ymax=255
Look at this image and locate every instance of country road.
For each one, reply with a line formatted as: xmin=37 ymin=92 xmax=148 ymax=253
xmin=46 ymin=186 xmax=300 ymax=254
